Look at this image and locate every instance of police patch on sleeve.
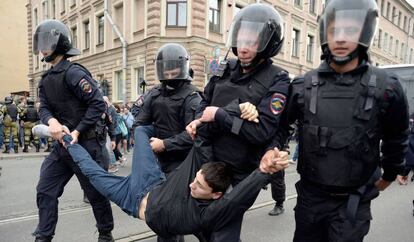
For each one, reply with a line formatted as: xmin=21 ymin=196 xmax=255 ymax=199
xmin=270 ymin=93 xmax=286 ymax=115
xmin=79 ymin=79 xmax=93 ymax=93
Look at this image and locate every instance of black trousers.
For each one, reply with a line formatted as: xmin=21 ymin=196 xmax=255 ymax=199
xmin=293 ymin=179 xmax=379 ymax=242
xmin=270 ymin=170 xmax=286 ymax=204
xmin=35 ymin=138 xmax=114 ymax=238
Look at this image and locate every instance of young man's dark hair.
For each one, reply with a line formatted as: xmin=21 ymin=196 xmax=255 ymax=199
xmin=200 ymin=162 xmax=231 ymax=193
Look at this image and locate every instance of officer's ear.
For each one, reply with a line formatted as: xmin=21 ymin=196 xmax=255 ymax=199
xmin=211 ymin=191 xmax=223 ymax=200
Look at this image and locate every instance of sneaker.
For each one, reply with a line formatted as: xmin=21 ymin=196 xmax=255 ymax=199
xmin=268 ymin=204 xmax=284 ymax=216
xmin=117 ymin=157 xmax=127 ymax=167
xmin=108 ymin=165 xmax=118 ymax=173
xmin=289 ymin=159 xmax=297 ymax=164
xmin=34 ymin=236 xmax=52 ymax=242
xmin=98 ymin=232 xmax=114 ymax=242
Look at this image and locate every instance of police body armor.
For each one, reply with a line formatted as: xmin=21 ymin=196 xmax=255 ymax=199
xmin=41 ymin=61 xmax=88 ymax=131
xmin=5 ymin=104 xmax=18 ymax=122
xmin=150 ymin=82 xmax=199 ymax=170
xmin=23 ymin=106 xmax=39 ymax=122
xmin=210 ymin=59 xmax=284 ymax=175
xmin=300 ymin=67 xmax=387 ymax=188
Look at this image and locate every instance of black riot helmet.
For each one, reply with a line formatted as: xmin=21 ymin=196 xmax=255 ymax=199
xmin=319 ymin=0 xmax=378 ymax=65
xmin=155 ymin=43 xmax=191 ymax=81
xmin=33 ymin=19 xmax=80 ymax=63
xmin=4 ymin=96 xmax=13 ymax=104
xmin=227 ymin=3 xmax=284 ymax=67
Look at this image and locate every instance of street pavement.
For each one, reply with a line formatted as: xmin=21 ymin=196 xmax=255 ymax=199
xmin=0 ymin=145 xmax=413 ymax=242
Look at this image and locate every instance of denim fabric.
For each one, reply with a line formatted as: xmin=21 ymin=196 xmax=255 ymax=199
xmin=65 ymin=125 xmax=165 ymax=217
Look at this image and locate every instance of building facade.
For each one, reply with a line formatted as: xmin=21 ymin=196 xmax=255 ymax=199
xmin=0 ymin=0 xmax=29 ymax=99
xmin=26 ymin=0 xmax=414 ymax=103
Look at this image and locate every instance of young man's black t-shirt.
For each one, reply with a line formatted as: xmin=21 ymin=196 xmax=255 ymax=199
xmin=145 ymin=147 xmax=270 ymax=238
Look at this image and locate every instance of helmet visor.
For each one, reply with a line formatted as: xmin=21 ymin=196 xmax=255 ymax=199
xmin=33 ymin=31 xmax=60 ymax=55
xmin=320 ymin=10 xmax=377 ymax=47
xmin=227 ymin=20 xmax=276 ymax=53
xmin=155 ymin=59 xmax=190 ymax=81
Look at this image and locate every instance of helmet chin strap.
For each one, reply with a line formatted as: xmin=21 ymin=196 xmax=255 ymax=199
xmin=42 ymin=52 xmax=58 ymax=63
xmin=329 ymin=47 xmax=360 ymax=66
xmin=239 ymin=52 xmax=263 ymax=71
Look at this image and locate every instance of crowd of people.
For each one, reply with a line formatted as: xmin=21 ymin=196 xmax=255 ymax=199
xmin=6 ymin=0 xmax=414 ymax=242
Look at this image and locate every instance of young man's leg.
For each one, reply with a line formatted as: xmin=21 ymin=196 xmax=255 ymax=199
xmin=65 ymin=125 xmax=164 ymax=217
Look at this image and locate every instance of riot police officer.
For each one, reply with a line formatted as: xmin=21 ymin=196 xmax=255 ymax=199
xmin=133 ymin=43 xmax=201 ymax=242
xmin=134 ymin=43 xmax=201 ymax=174
xmin=32 ymin=20 xmax=114 ymax=242
xmin=0 ymin=96 xmax=23 ymax=153
xmin=21 ymin=98 xmax=40 ymax=152
xmin=186 ymin=4 xmax=289 ymax=241
xmin=269 ymin=0 xmax=409 ymax=241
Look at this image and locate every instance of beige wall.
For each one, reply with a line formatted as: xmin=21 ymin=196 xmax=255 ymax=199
xmin=0 ymin=0 xmax=29 ymax=99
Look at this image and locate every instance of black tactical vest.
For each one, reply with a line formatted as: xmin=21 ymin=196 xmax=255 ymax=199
xmin=24 ymin=106 xmax=38 ymax=122
xmin=210 ymin=61 xmax=284 ymax=175
xmin=40 ymin=61 xmax=88 ymax=131
xmin=150 ymin=83 xmax=199 ymax=171
xmin=6 ymin=104 xmax=18 ymax=121
xmin=300 ymin=66 xmax=387 ymax=188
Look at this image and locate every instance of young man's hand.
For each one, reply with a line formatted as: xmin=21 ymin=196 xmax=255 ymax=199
xmin=239 ymin=102 xmax=259 ymax=123
xmin=150 ymin=137 xmax=165 ymax=153
xmin=70 ymin=130 xmax=80 ymax=145
xmin=375 ymin=178 xmax=392 ymax=191
xmin=199 ymin=106 xmax=219 ymax=122
xmin=259 ymin=148 xmax=289 ymax=174
xmin=397 ymin=175 xmax=408 ymax=185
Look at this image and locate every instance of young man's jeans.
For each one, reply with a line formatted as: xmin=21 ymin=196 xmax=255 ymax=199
xmin=66 ymin=125 xmax=165 ymax=217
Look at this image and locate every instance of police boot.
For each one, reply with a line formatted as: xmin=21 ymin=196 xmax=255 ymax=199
xmin=36 ymin=144 xmax=40 ymax=153
xmin=34 ymin=236 xmax=52 ymax=242
xmin=268 ymin=204 xmax=284 ymax=216
xmin=23 ymin=145 xmax=29 ymax=153
xmin=14 ymin=146 xmax=18 ymax=154
xmin=98 ymin=232 xmax=114 ymax=242
xmin=2 ymin=147 xmax=9 ymax=154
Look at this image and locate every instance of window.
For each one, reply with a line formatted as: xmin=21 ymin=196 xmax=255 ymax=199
xmin=398 ymin=11 xmax=401 ymax=27
xmin=292 ymin=29 xmax=300 ymax=57
xmin=134 ymin=0 xmax=145 ymax=32
xmin=115 ymin=70 xmax=124 ymax=101
xmin=83 ymin=20 xmax=90 ymax=49
xmin=51 ymin=0 xmax=56 ymax=19
xmin=381 ymin=0 xmax=385 ymax=16
xmin=389 ymin=36 xmax=393 ymax=52
xmin=294 ymin=0 xmax=301 ymax=7
xmin=309 ymin=0 xmax=316 ymax=14
xmin=34 ymin=9 xmax=38 ymax=27
xmin=384 ymin=32 xmax=388 ymax=51
xmin=71 ymin=26 xmax=77 ymax=48
xmin=395 ymin=39 xmax=399 ymax=57
xmin=114 ymin=3 xmax=124 ymax=34
xmin=401 ymin=43 xmax=405 ymax=60
xmin=378 ymin=29 xmax=382 ymax=48
xmin=61 ymin=0 xmax=66 ymax=14
xmin=167 ymin=0 xmax=187 ymax=27
xmin=234 ymin=4 xmax=242 ymax=17
xmin=392 ymin=7 xmax=396 ymax=22
xmin=306 ymin=35 xmax=314 ymax=62
xmin=35 ymin=55 xmax=39 ymax=69
xmin=386 ymin=2 xmax=390 ymax=19
xmin=70 ymin=0 xmax=76 ymax=8
xmin=404 ymin=16 xmax=407 ymax=32
xmin=42 ymin=1 xmax=49 ymax=19
xmin=410 ymin=48 xmax=413 ymax=63
xmin=209 ymin=0 xmax=221 ymax=32
xmin=97 ymin=15 xmax=104 ymax=45
xmin=134 ymin=67 xmax=145 ymax=95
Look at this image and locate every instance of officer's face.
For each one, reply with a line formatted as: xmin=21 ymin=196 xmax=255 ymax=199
xmin=163 ymin=68 xmax=181 ymax=80
xmin=236 ymin=29 xmax=259 ymax=65
xmin=189 ymin=170 xmax=222 ymax=200
xmin=41 ymin=50 xmax=53 ymax=58
xmin=327 ymin=19 xmax=361 ymax=57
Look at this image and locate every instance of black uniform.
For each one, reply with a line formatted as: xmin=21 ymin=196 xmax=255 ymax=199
xmin=273 ymin=61 xmax=408 ymax=242
xmin=194 ymin=58 xmax=290 ymax=242
xmin=35 ymin=59 xmax=114 ymax=239
xmin=134 ymin=83 xmax=201 ymax=174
